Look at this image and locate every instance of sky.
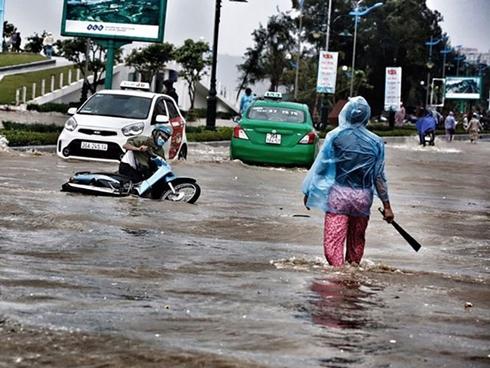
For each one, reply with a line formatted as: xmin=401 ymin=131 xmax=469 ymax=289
xmin=3 ymin=0 xmax=489 ymax=56
xmin=2 ymin=0 xmax=292 ymax=56
xmin=426 ymin=0 xmax=490 ymax=51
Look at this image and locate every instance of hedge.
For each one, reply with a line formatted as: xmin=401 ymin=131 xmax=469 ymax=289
xmin=0 ymin=122 xmax=233 ymax=146
xmin=27 ymin=102 xmax=81 ymax=114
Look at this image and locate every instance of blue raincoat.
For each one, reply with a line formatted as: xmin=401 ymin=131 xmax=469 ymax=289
xmin=302 ymin=97 xmax=389 ymax=217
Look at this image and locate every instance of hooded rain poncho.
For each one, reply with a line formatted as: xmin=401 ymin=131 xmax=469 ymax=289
xmin=302 ymin=97 xmax=389 ymax=217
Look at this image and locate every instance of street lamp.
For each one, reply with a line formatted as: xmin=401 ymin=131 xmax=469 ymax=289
xmin=206 ymin=0 xmax=248 ymax=130
xmin=348 ymin=2 xmax=383 ymax=97
xmin=454 ymin=55 xmax=465 ymax=76
xmin=424 ymin=36 xmax=445 ymax=107
xmin=440 ymin=47 xmax=452 ymax=78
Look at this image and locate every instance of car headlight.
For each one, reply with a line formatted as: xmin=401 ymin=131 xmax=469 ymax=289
xmin=64 ymin=117 xmax=78 ymax=132
xmin=122 ymin=122 xmax=144 ymax=136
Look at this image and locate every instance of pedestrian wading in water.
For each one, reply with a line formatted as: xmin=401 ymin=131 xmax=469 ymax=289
xmin=302 ymin=96 xmax=394 ymax=267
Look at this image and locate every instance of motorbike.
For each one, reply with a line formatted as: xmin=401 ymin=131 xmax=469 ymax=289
xmin=61 ymin=155 xmax=201 ymax=203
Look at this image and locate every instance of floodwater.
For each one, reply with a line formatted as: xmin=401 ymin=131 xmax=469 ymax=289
xmin=0 ymin=137 xmax=489 ymax=367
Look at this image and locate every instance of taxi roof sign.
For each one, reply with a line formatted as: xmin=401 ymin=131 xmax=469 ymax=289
xmin=264 ymin=91 xmax=282 ymax=100
xmin=120 ymin=81 xmax=151 ymax=91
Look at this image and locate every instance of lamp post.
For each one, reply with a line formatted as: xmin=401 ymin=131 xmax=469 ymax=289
xmin=424 ymin=36 xmax=445 ymax=107
xmin=206 ymin=0 xmax=247 ymax=130
xmin=348 ymin=2 xmax=383 ymax=97
xmin=317 ymin=0 xmax=333 ymax=129
xmin=454 ymin=55 xmax=465 ymax=76
xmin=440 ymin=47 xmax=451 ymax=79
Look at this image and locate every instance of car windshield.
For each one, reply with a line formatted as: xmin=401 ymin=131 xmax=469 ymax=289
xmin=79 ymin=94 xmax=152 ymax=119
xmin=248 ymin=106 xmax=305 ymax=123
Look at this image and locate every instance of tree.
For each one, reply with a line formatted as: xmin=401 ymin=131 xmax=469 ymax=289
xmin=57 ymin=38 xmax=122 ymax=102
xmin=2 ymin=21 xmax=16 ymax=52
xmin=173 ymin=39 xmax=210 ymax=111
xmin=24 ymin=31 xmax=47 ymax=54
xmin=125 ymin=43 xmax=175 ymax=91
xmin=3 ymin=20 xmax=15 ymax=39
xmin=237 ymin=12 xmax=296 ymax=94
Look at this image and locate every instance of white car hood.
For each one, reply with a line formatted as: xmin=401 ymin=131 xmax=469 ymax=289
xmin=73 ymin=114 xmax=146 ymax=130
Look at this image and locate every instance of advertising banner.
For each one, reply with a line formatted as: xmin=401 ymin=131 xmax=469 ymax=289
xmin=316 ymin=51 xmax=338 ymax=94
xmin=384 ymin=67 xmax=402 ymax=111
xmin=444 ymin=77 xmax=481 ymax=100
xmin=61 ymin=0 xmax=167 ymax=42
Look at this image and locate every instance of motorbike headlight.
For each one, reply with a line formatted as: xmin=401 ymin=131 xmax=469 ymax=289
xmin=122 ymin=122 xmax=144 ymax=136
xmin=64 ymin=117 xmax=78 ymax=132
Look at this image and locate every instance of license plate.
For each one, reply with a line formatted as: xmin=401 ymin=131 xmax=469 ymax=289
xmin=81 ymin=142 xmax=108 ymax=151
xmin=266 ymin=133 xmax=281 ymax=144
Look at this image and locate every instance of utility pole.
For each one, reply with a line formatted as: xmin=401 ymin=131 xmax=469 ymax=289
xmin=319 ymin=0 xmax=333 ymax=129
xmin=294 ymin=7 xmax=303 ymax=100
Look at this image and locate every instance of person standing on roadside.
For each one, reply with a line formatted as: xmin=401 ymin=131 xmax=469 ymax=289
xmin=43 ymin=32 xmax=55 ymax=58
xmin=163 ymin=80 xmax=179 ymax=106
xmin=239 ymin=88 xmax=255 ymax=116
xmin=444 ymin=111 xmax=457 ymax=142
xmin=395 ymin=102 xmax=406 ymax=127
xmin=302 ymin=96 xmax=394 ymax=267
xmin=466 ymin=113 xmax=483 ymax=143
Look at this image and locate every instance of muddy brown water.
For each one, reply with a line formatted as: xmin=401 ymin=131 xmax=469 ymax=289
xmin=0 ymin=138 xmax=489 ymax=367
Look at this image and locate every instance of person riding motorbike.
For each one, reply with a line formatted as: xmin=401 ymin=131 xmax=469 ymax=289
xmin=119 ymin=124 xmax=173 ymax=194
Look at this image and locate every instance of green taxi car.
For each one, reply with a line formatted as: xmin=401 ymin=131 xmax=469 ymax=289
xmin=230 ymin=92 xmax=319 ymax=166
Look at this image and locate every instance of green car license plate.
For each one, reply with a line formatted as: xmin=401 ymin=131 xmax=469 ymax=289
xmin=266 ymin=133 xmax=281 ymax=144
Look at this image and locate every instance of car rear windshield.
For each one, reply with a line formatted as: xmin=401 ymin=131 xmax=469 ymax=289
xmin=79 ymin=94 xmax=152 ymax=119
xmin=248 ymin=106 xmax=305 ymax=123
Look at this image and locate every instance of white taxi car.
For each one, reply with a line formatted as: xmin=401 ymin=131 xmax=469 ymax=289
xmin=57 ymin=82 xmax=188 ymax=162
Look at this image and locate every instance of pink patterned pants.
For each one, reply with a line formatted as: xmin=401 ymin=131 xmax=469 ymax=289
xmin=323 ymin=213 xmax=369 ymax=267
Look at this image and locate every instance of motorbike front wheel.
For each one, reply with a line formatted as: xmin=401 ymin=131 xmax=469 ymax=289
xmin=161 ymin=181 xmax=201 ymax=203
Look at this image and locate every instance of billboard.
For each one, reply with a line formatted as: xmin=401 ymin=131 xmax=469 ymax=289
xmin=316 ymin=51 xmax=338 ymax=94
xmin=384 ymin=67 xmax=402 ymax=111
xmin=444 ymin=77 xmax=482 ymax=100
xmin=61 ymin=0 xmax=167 ymax=42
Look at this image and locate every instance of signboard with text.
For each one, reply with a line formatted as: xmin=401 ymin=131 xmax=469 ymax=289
xmin=444 ymin=76 xmax=481 ymax=100
xmin=316 ymin=51 xmax=338 ymax=94
xmin=61 ymin=0 xmax=167 ymax=42
xmin=384 ymin=67 xmax=402 ymax=111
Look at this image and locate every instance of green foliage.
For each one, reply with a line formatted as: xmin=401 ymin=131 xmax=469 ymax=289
xmin=0 ymin=130 xmax=59 ymax=146
xmin=27 ymin=102 xmax=80 ymax=114
xmin=56 ymin=38 xmax=122 ymax=98
xmin=183 ymin=109 xmax=234 ymax=121
xmin=186 ymin=127 xmax=233 ymax=142
xmin=237 ymin=12 xmax=296 ymax=95
xmin=0 ymin=53 xmax=47 ymax=68
xmin=24 ymin=32 xmax=47 ymax=54
xmin=0 ymin=65 xmax=78 ymax=105
xmin=1 ymin=121 xmax=63 ymax=133
xmin=174 ymin=39 xmax=211 ymax=110
xmin=3 ymin=21 xmax=16 ymax=39
xmin=125 ymin=43 xmax=175 ymax=91
xmin=239 ymin=0 xmax=453 ymax=115
xmin=0 ymin=121 xmax=62 ymax=146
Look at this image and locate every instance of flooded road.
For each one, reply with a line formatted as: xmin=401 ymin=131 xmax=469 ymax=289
xmin=0 ymin=138 xmax=489 ymax=367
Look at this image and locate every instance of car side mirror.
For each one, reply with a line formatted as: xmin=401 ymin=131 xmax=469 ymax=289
xmin=232 ymin=115 xmax=241 ymax=123
xmin=155 ymin=115 xmax=169 ymax=124
xmin=67 ymin=107 xmax=77 ymax=115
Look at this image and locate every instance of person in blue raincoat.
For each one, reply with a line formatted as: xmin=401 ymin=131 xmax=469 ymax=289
xmin=239 ymin=88 xmax=255 ymax=116
xmin=416 ymin=108 xmax=436 ymax=146
xmin=302 ymin=96 xmax=394 ymax=267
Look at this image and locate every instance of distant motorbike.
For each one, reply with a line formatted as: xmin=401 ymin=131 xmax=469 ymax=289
xmin=61 ymin=155 xmax=201 ymax=203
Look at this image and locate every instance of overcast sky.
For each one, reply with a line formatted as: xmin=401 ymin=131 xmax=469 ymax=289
xmin=3 ymin=0 xmax=490 ymax=56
